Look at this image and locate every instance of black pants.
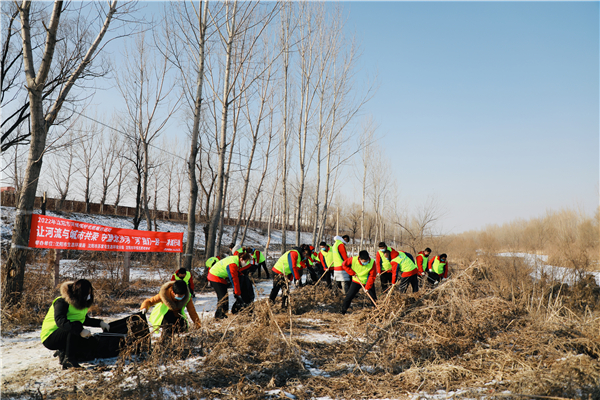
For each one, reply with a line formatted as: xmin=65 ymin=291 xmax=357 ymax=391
xmin=161 ymin=309 xmax=187 ymax=336
xmin=427 ymin=271 xmax=442 ymax=285
xmin=399 ymin=274 xmax=419 ymax=293
xmin=336 ymin=280 xmax=351 ymax=294
xmin=321 ymin=269 xmax=333 ymax=288
xmin=256 ymin=261 xmax=270 ymax=279
xmin=341 ymin=281 xmax=377 ymax=314
xmin=380 ymin=272 xmax=392 ymax=292
xmin=232 ymin=273 xmax=255 ymax=314
xmin=306 ymin=266 xmax=318 ymax=283
xmin=269 ymin=274 xmax=290 ymax=308
xmin=211 ymin=281 xmax=229 ymax=319
xmin=43 ymin=328 xmax=99 ymax=362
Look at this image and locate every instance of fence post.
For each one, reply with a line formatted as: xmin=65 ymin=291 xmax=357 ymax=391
xmin=53 ymin=250 xmax=61 ymax=287
xmin=123 ymin=252 xmax=130 ymax=283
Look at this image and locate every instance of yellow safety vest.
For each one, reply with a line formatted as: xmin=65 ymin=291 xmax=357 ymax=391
xmin=273 ymin=250 xmax=301 ymax=276
xmin=378 ymin=247 xmax=393 ymax=273
xmin=392 ymin=252 xmax=417 ymax=274
xmin=432 ymin=257 xmax=446 ymax=275
xmin=350 ymin=257 xmax=374 ymax=285
xmin=173 ymin=270 xmax=191 ymax=284
xmin=320 ymin=248 xmax=334 ymax=269
xmin=332 ymin=240 xmax=345 ymax=268
xmin=40 ymin=297 xmax=88 ymax=343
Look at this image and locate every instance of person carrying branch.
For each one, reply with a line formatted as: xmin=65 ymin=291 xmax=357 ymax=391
xmin=389 ymin=250 xmax=421 ymax=293
xmin=170 ymin=267 xmax=195 ymax=298
xmin=332 ymin=235 xmax=352 ymax=293
xmin=427 ymin=253 xmax=448 ymax=285
xmin=140 ymin=280 xmax=201 ymax=336
xmin=340 ymin=250 xmax=377 ymax=315
xmin=375 ymin=242 xmax=399 ymax=292
xmin=41 ymin=279 xmax=110 ymax=369
xmin=269 ymin=246 xmax=309 ymax=308
xmin=207 ymin=252 xmax=253 ymax=319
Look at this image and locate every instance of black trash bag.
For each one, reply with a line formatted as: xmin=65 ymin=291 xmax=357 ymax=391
xmin=95 ymin=312 xmax=151 ymax=359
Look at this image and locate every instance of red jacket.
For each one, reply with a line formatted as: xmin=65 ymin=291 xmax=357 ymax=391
xmin=334 ymin=243 xmax=349 ymax=271
xmin=416 ymin=251 xmax=429 ymax=273
xmin=341 ymin=257 xmax=377 ymax=291
xmin=375 ymin=247 xmax=399 ymax=274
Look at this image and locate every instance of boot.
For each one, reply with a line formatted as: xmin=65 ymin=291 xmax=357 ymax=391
xmin=62 ymin=357 xmax=82 ymax=370
xmin=53 ymin=350 xmax=65 ymax=365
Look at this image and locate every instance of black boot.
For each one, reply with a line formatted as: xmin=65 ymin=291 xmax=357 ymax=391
xmin=62 ymin=357 xmax=82 ymax=370
xmin=53 ymin=350 xmax=66 ymax=365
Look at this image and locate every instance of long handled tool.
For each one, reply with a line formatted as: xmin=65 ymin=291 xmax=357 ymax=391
xmin=357 ymin=280 xmax=379 ymax=310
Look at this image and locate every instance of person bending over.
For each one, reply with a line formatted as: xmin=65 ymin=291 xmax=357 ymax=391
xmin=140 ymin=280 xmax=201 ymax=336
xmin=340 ymin=250 xmax=377 ymax=315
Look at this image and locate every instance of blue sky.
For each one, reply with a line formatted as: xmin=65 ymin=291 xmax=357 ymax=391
xmin=343 ymin=2 xmax=599 ymax=232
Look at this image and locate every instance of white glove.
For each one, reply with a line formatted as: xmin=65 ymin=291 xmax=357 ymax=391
xmin=100 ymin=321 xmax=110 ymax=332
xmin=80 ymin=329 xmax=92 ymax=338
xmin=140 ymin=308 xmax=148 ymax=315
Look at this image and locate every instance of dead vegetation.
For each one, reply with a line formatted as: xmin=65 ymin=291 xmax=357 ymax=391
xmin=5 ymin=254 xmax=598 ymax=400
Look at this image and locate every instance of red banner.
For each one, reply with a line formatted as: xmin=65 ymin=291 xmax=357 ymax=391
xmin=28 ymin=214 xmax=183 ymax=253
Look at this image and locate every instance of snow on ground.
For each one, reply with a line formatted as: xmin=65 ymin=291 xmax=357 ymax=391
xmin=0 ymin=275 xmax=279 ymax=394
xmin=498 ymin=252 xmax=600 ymax=286
xmin=0 ymin=206 xmax=314 ymax=250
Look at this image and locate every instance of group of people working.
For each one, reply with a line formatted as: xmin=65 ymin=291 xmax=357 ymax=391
xmin=40 ymin=237 xmax=448 ymax=369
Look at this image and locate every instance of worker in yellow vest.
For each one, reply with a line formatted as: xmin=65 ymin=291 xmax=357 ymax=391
xmin=376 ymin=242 xmax=399 ymax=292
xmin=387 ymin=250 xmax=420 ymax=293
xmin=332 ymin=235 xmax=352 ymax=293
xmin=269 ymin=246 xmax=309 ymax=307
xmin=249 ymin=248 xmax=269 ymax=279
xmin=170 ymin=267 xmax=195 ymax=297
xmin=140 ymin=280 xmax=201 ymax=335
xmin=427 ymin=253 xmax=448 ymax=285
xmin=416 ymin=248 xmax=431 ymax=275
xmin=207 ymin=253 xmax=253 ymax=319
xmin=340 ymin=250 xmax=377 ymax=314
xmin=318 ymin=241 xmax=334 ymax=289
xmin=41 ymin=279 xmax=110 ymax=369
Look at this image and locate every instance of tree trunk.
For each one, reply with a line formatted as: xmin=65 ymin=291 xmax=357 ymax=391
xmin=184 ymin=0 xmax=207 ymax=268
xmin=206 ymin=2 xmax=235 ymax=258
xmin=4 ymin=0 xmax=117 ymax=305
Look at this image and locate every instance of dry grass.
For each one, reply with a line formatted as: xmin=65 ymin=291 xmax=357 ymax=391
xmin=4 ymin=254 xmax=595 ymax=400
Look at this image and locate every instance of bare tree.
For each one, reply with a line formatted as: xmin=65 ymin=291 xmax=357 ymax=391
xmin=47 ymin=131 xmax=78 ymax=210
xmin=98 ymin=129 xmax=120 ymax=213
xmin=112 ymin=131 xmax=130 ymax=211
xmin=75 ymin=119 xmax=100 ymax=213
xmin=393 ymin=197 xmax=446 ymax=255
xmin=163 ymin=0 xmax=209 ymax=268
xmin=205 ymin=1 xmax=278 ymax=257
xmin=116 ymin=30 xmax=180 ymax=232
xmin=4 ymin=0 xmax=122 ymax=305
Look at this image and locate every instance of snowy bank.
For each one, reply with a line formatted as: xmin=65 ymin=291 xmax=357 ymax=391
xmin=498 ymin=252 xmax=600 ymax=286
